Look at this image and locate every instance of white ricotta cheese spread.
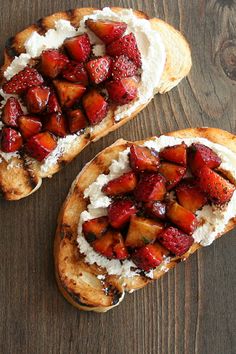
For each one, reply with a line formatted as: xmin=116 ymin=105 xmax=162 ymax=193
xmin=77 ymin=135 xmax=236 ymax=278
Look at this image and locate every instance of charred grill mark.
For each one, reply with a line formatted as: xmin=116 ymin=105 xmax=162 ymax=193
xmin=92 ymin=155 xmax=110 ymax=174
xmin=65 ymin=287 xmax=95 ymax=308
xmin=36 ymin=18 xmax=49 ymax=34
xmin=20 ymin=154 xmax=39 ymax=190
xmin=60 ymin=224 xmax=73 ymax=240
xmin=66 ymin=9 xmax=74 ymax=18
xmin=104 ymin=285 xmax=123 ymax=305
xmin=5 ymin=37 xmax=19 ymax=58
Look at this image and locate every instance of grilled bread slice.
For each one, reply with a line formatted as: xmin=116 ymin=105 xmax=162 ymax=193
xmin=54 ymin=127 xmax=236 ymax=312
xmin=0 ymin=7 xmax=192 ymax=200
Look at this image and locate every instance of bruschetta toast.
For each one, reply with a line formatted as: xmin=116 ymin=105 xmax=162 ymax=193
xmin=54 ymin=127 xmax=236 ymax=312
xmin=0 ymin=7 xmax=191 ymax=200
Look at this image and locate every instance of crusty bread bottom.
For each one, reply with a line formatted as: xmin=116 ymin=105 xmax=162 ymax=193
xmin=54 ymin=127 xmax=236 ymax=312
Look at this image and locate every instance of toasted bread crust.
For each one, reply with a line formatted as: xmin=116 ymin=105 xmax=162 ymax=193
xmin=54 ymin=127 xmax=236 ymax=312
xmin=0 ymin=7 xmax=192 ymax=200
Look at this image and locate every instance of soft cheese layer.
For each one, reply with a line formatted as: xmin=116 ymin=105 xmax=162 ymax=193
xmin=77 ymin=136 xmax=236 ymax=277
xmin=0 ymin=8 xmax=166 ymax=170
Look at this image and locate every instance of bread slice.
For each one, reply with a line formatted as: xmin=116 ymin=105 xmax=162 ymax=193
xmin=54 ymin=127 xmax=236 ymax=312
xmin=0 ymin=7 xmax=192 ymax=200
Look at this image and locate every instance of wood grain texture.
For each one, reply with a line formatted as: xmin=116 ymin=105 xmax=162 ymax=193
xmin=0 ymin=0 xmax=236 ymax=353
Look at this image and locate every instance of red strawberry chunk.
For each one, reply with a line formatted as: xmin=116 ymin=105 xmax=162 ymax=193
xmin=82 ymin=216 xmax=109 ymax=243
xmin=113 ymin=238 xmax=129 ymax=260
xmin=111 ymin=55 xmax=138 ymax=81
xmin=158 ymin=226 xmax=194 ymax=256
xmin=159 ymin=143 xmax=187 ymax=166
xmin=102 ymin=171 xmax=137 ymax=196
xmin=86 ymin=56 xmax=112 ymax=84
xmin=158 ymin=162 xmax=186 ymax=190
xmin=86 ymin=19 xmax=127 ymax=44
xmin=46 ymin=90 xmax=62 ymax=114
xmin=129 ymin=144 xmax=160 ymax=172
xmin=92 ymin=231 xmax=114 ymax=258
xmin=108 ymin=199 xmax=137 ymax=229
xmin=106 ymin=77 xmax=138 ymax=105
xmin=62 ymin=61 xmax=88 ymax=85
xmin=25 ymin=132 xmax=57 ymax=161
xmin=66 ymin=109 xmax=87 ymax=134
xmin=64 ymin=33 xmax=91 ymax=62
xmin=18 ymin=115 xmax=42 ymax=139
xmin=1 ymin=127 xmax=23 ymax=152
xmin=82 ymin=90 xmax=108 ymax=125
xmin=198 ymin=165 xmax=235 ymax=204
xmin=145 ymin=201 xmax=167 ymax=220
xmin=176 ymin=179 xmax=207 ymax=212
xmin=166 ymin=202 xmax=197 ymax=234
xmin=3 ymin=67 xmax=44 ymax=94
xmin=134 ymin=173 xmax=166 ymax=202
xmin=26 ymin=86 xmax=50 ymax=113
xmin=1 ymin=97 xmax=23 ymax=127
xmin=132 ymin=243 xmax=168 ymax=271
xmin=44 ymin=113 xmax=67 ymax=137
xmin=53 ymin=80 xmax=86 ymax=108
xmin=40 ymin=49 xmax=69 ymax=78
xmin=188 ymin=143 xmax=221 ymax=175
xmin=92 ymin=230 xmax=128 ymax=260
xmin=106 ymin=33 xmax=142 ymax=68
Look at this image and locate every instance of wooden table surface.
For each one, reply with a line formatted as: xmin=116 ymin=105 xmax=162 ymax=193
xmin=1 ymin=1 xmax=236 ymax=353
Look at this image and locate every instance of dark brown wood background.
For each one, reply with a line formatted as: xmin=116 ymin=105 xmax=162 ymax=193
xmin=1 ymin=0 xmax=236 ymax=353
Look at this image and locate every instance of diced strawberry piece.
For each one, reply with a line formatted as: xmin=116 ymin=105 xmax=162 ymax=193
xmin=40 ymin=49 xmax=69 ymax=78
xmin=132 ymin=243 xmax=168 ymax=271
xmin=62 ymin=61 xmax=89 ymax=85
xmin=86 ymin=56 xmax=112 ymax=84
xmin=91 ymin=230 xmax=113 ymax=258
xmin=64 ymin=33 xmax=91 ymax=62
xmin=46 ymin=90 xmax=62 ymax=114
xmin=125 ymin=215 xmax=164 ymax=248
xmin=92 ymin=230 xmax=128 ymax=260
xmin=1 ymin=97 xmax=23 ymax=127
xmin=26 ymin=86 xmax=50 ymax=113
xmin=53 ymin=80 xmax=86 ymax=108
xmin=102 ymin=171 xmax=137 ymax=196
xmin=82 ymin=90 xmax=108 ymax=125
xmin=106 ymin=77 xmax=138 ymax=105
xmin=106 ymin=33 xmax=142 ymax=68
xmin=18 ymin=115 xmax=42 ymax=139
xmin=25 ymin=132 xmax=57 ymax=161
xmin=188 ymin=143 xmax=221 ymax=175
xmin=176 ymin=179 xmax=207 ymax=212
xmin=134 ymin=173 xmax=166 ymax=202
xmin=0 ymin=127 xmax=23 ymax=152
xmin=3 ymin=67 xmax=44 ymax=94
xmin=108 ymin=199 xmax=136 ymax=229
xmin=66 ymin=109 xmax=87 ymax=134
xmin=129 ymin=144 xmax=159 ymax=172
xmin=44 ymin=113 xmax=67 ymax=137
xmin=86 ymin=19 xmax=127 ymax=44
xmin=158 ymin=226 xmax=194 ymax=256
xmin=113 ymin=235 xmax=129 ymax=260
xmin=198 ymin=165 xmax=235 ymax=204
xmin=158 ymin=162 xmax=186 ymax=190
xmin=159 ymin=143 xmax=187 ymax=166
xmin=166 ymin=202 xmax=197 ymax=234
xmin=82 ymin=216 xmax=109 ymax=243
xmin=111 ymin=55 xmax=138 ymax=81
xmin=145 ymin=201 xmax=166 ymax=220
